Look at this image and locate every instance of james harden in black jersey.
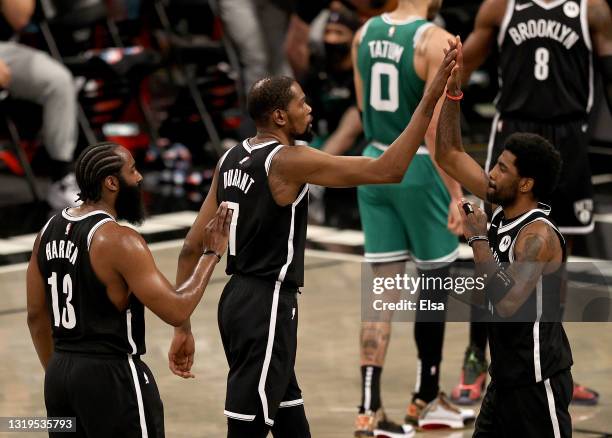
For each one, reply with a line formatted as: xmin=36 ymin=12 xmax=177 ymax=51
xmin=27 ymin=142 xmax=231 ymax=438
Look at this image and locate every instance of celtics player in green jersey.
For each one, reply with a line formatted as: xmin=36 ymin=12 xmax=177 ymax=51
xmin=353 ymin=0 xmax=475 ymax=435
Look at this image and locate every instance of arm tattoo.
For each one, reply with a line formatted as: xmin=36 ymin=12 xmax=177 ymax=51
xmin=437 ymin=98 xmax=464 ymax=155
xmin=515 ymin=233 xmax=546 ymax=262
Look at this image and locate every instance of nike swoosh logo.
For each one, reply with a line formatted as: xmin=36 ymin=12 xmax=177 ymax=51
xmin=515 ymin=2 xmax=533 ymax=10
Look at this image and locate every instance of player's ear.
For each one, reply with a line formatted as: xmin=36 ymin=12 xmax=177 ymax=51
xmin=104 ymin=174 xmax=120 ymax=193
xmin=520 ymin=177 xmax=534 ymax=194
xmin=272 ymin=108 xmax=287 ymax=127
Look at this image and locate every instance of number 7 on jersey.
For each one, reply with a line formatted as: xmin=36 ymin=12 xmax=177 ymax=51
xmin=226 ymin=201 xmax=240 ymax=255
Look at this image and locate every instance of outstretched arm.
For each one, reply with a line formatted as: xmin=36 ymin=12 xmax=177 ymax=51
xmin=435 ymin=38 xmax=489 ymax=200
xmin=273 ymin=40 xmax=459 ymax=188
xmin=93 ymin=203 xmax=231 ymax=327
xmin=420 ymin=26 xmax=464 ymax=234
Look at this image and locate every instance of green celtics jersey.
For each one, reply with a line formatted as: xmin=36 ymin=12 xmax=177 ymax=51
xmin=357 ymin=15 xmax=433 ymax=145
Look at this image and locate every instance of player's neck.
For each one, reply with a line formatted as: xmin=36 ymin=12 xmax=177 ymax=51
xmin=252 ymin=129 xmax=289 ymax=147
xmin=71 ymin=200 xmax=117 ymax=219
xmin=390 ymin=1 xmax=428 ymax=20
xmin=503 ymin=197 xmax=538 ymax=220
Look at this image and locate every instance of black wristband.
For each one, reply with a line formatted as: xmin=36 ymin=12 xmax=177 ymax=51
xmin=467 ymin=235 xmax=488 ymax=247
xmin=203 ymin=249 xmax=221 ymax=262
xmin=486 ymin=268 xmax=515 ymax=304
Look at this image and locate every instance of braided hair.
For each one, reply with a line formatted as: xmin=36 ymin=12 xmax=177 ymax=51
xmin=75 ymin=142 xmax=124 ymax=202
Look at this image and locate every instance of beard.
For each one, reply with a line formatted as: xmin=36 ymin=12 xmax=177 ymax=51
xmin=486 ymin=181 xmax=518 ymax=207
xmin=293 ymin=123 xmax=314 ymax=143
xmin=116 ymin=176 xmax=145 ymax=225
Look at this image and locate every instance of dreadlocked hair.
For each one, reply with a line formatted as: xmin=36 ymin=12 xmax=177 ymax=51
xmin=75 ymin=142 xmax=123 ymax=202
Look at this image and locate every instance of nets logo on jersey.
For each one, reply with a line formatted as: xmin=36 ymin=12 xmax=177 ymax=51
xmin=574 ymin=199 xmax=593 ymax=224
xmin=498 ymin=235 xmax=512 ymax=253
xmin=563 ymin=1 xmax=580 ymax=18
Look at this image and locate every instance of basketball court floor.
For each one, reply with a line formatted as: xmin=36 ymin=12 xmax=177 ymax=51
xmin=1 ymin=240 xmax=610 ymax=437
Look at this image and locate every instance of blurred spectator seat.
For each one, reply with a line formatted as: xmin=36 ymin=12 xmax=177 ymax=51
xmin=0 ymin=91 xmax=41 ymax=201
xmin=38 ymin=0 xmax=161 ymax=150
xmin=152 ymin=0 xmax=242 ymax=158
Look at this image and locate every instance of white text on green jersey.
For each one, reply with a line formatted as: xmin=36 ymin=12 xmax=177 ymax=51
xmin=367 ymin=40 xmax=405 ymax=63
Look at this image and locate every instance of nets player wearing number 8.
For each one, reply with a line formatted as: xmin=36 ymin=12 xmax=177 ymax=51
xmin=463 ymin=0 xmax=612 ymax=234
xmin=26 ymin=142 xmax=232 ymax=438
xmin=450 ymin=0 xmax=612 ymax=406
xmin=168 ymin=43 xmax=459 ymax=437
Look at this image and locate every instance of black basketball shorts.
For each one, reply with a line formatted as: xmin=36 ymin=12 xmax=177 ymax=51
xmin=486 ymin=116 xmax=594 ymax=234
xmin=474 ymin=369 xmax=573 ymax=438
xmin=45 ymin=351 xmax=164 ymax=438
xmin=218 ymin=274 xmax=304 ymax=427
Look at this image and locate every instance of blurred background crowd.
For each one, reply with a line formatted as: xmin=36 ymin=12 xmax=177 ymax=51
xmin=0 ymin=0 xmax=610 ymax=259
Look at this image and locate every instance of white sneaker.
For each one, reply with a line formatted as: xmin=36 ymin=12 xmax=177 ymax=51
xmin=47 ymin=173 xmax=81 ymax=210
xmin=417 ymin=393 xmax=475 ymax=430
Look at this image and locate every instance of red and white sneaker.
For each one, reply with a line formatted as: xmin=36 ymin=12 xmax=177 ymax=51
xmin=450 ymin=346 xmax=488 ymax=405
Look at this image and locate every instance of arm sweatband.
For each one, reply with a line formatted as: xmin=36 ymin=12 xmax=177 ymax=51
xmin=485 ymin=267 xmax=515 ymax=304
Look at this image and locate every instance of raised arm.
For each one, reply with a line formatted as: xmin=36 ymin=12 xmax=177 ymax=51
xmin=420 ymin=26 xmax=464 ymax=233
xmin=27 ymin=235 xmax=53 ymax=370
xmin=273 ymin=41 xmax=458 ymax=188
xmin=461 ymin=0 xmax=505 ymax=82
xmin=92 ymin=203 xmax=230 ymax=327
xmin=435 ymin=38 xmax=489 ymax=200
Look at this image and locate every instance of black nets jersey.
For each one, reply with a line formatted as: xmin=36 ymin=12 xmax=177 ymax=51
xmin=37 ymin=209 xmax=146 ymax=356
xmin=216 ymin=139 xmax=309 ymax=288
xmin=486 ymin=204 xmax=573 ymax=386
xmin=496 ymin=0 xmax=593 ymax=120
